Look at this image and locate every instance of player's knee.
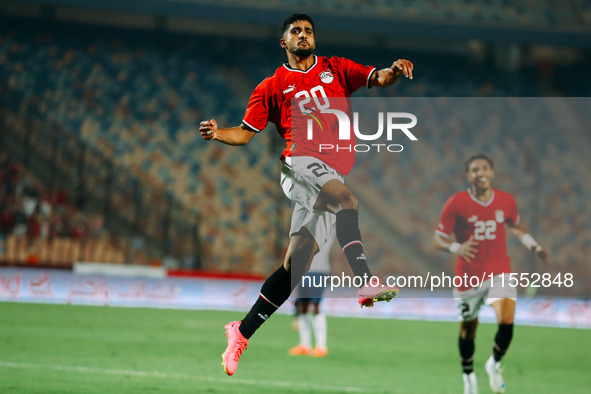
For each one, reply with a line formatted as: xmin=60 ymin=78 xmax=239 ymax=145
xmin=460 ymin=320 xmax=478 ymax=339
xmin=498 ymin=315 xmax=514 ymax=325
xmin=296 ymin=301 xmax=308 ymax=314
xmin=312 ymin=303 xmax=320 ymax=314
xmin=460 ymin=329 xmax=476 ymax=340
xmin=282 ymin=258 xmax=292 ymax=272
xmin=284 ymin=254 xmax=312 ymax=276
xmin=338 ymin=193 xmax=358 ymax=210
xmin=287 ymin=232 xmax=318 ymax=277
xmin=493 ymin=298 xmax=515 ymax=324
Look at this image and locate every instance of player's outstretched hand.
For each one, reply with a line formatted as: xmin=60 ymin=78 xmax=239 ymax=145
xmin=199 ymin=119 xmax=217 ymax=141
xmin=459 ymin=235 xmax=478 ymax=263
xmin=536 ymin=249 xmax=552 ymax=265
xmin=392 ymin=59 xmax=413 ymax=80
xmin=375 ymin=59 xmax=414 ymax=87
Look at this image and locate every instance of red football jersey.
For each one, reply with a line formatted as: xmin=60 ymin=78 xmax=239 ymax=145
xmin=435 ymin=188 xmax=520 ymax=290
xmin=242 ymin=55 xmax=375 ymax=175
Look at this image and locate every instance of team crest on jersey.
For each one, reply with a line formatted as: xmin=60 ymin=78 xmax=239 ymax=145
xmin=495 ymin=210 xmax=505 ymax=223
xmin=319 ymin=70 xmax=334 ymax=84
xmin=467 ymin=215 xmax=478 ymax=223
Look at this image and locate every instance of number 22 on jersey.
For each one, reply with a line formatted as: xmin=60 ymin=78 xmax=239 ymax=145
xmin=474 ymin=220 xmax=497 ymax=240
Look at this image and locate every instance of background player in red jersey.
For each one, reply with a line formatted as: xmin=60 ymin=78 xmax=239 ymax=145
xmin=199 ymin=13 xmax=413 ymax=375
xmin=433 ymin=153 xmax=551 ymax=394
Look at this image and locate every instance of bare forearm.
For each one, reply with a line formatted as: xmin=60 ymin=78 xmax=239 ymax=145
xmin=371 ymin=68 xmax=402 ymax=88
xmin=507 ymin=223 xmax=527 ymax=239
xmin=433 ymin=234 xmax=479 ymax=262
xmin=199 ymin=119 xmax=255 ymax=145
xmin=214 ymin=126 xmax=255 ymax=146
xmin=507 ymin=222 xmax=538 ymax=246
xmin=370 ymin=59 xmax=413 ymax=88
xmin=433 ymin=234 xmax=454 ymax=252
xmin=507 ymin=222 xmax=552 ymax=263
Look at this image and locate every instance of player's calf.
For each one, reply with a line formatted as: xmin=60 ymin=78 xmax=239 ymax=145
xmin=336 ymin=209 xmax=373 ymax=283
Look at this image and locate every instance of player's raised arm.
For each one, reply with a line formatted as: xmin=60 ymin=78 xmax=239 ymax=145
xmin=506 ymin=222 xmax=552 ymax=264
xmin=433 ymin=234 xmax=479 ymax=263
xmin=370 ymin=59 xmax=413 ymax=88
xmin=199 ymin=119 xmax=256 ymax=146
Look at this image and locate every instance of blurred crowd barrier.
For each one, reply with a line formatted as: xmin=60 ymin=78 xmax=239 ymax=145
xmin=0 ymin=150 xmax=140 ymax=265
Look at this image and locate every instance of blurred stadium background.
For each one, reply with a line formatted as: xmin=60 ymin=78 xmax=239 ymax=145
xmin=0 ymin=1 xmax=590 ymax=392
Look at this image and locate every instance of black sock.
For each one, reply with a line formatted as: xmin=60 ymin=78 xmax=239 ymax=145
xmin=239 ymin=266 xmax=294 ymax=339
xmin=493 ymin=324 xmax=513 ymax=362
xmin=459 ymin=336 xmax=475 ymax=374
xmin=336 ymin=209 xmax=372 ymax=284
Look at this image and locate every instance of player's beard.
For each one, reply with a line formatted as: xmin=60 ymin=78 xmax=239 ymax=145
xmin=294 ymin=46 xmax=314 ymax=58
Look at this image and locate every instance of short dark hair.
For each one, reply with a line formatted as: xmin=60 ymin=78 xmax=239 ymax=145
xmin=280 ymin=13 xmax=315 ymax=36
xmin=464 ymin=153 xmax=494 ymax=172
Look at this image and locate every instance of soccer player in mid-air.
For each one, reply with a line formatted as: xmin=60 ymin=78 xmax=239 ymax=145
xmin=433 ymin=153 xmax=552 ymax=394
xmin=200 ymin=13 xmax=413 ymax=375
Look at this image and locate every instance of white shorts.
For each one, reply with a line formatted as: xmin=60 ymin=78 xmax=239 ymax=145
xmin=453 ymin=273 xmax=517 ymax=322
xmin=280 ymin=156 xmax=344 ymax=248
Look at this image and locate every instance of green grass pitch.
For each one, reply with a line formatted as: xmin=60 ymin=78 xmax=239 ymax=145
xmin=0 ymin=302 xmax=589 ymax=393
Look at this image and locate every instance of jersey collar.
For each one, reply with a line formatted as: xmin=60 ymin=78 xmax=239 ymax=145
xmin=467 ymin=188 xmax=495 ymax=207
xmin=282 ymin=55 xmax=318 ymax=73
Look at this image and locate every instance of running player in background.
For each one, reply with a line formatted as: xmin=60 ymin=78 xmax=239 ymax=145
xmin=288 ymin=234 xmax=333 ymax=358
xmin=199 ymin=13 xmax=413 ymax=375
xmin=433 ymin=153 xmax=552 ymax=394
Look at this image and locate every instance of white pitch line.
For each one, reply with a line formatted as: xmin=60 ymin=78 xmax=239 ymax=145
xmin=0 ymin=361 xmax=374 ymax=393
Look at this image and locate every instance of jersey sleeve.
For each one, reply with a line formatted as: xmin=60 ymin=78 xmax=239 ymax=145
xmin=435 ymin=195 xmax=457 ymax=238
xmin=242 ymin=77 xmax=272 ymax=132
xmin=506 ymin=193 xmax=520 ymax=226
xmin=332 ymin=56 xmax=376 ymax=93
